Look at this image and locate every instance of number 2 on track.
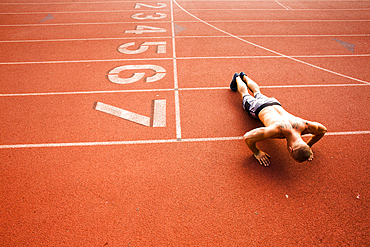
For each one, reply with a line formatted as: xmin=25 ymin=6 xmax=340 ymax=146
xmin=135 ymin=3 xmax=166 ymax=8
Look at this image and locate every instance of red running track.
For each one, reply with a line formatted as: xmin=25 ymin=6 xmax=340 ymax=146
xmin=1 ymin=0 xmax=369 ymax=246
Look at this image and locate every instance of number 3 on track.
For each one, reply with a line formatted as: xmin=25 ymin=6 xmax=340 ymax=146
xmin=131 ymin=13 xmax=166 ymax=20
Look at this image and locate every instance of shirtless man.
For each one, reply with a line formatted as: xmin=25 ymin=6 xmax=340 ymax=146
xmin=230 ymin=72 xmax=327 ymax=166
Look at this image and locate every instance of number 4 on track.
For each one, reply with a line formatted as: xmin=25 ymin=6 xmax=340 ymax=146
xmin=125 ymin=25 xmax=166 ymax=34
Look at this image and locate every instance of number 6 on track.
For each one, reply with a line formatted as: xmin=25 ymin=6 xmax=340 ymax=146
xmin=107 ymin=65 xmax=166 ymax=84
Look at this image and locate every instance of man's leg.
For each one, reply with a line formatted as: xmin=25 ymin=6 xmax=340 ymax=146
xmin=240 ymin=72 xmax=260 ymax=96
xmin=231 ymin=73 xmax=261 ymax=119
xmin=235 ymin=76 xmax=249 ymax=99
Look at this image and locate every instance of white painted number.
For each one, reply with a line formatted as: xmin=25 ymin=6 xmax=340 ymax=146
xmin=94 ymin=100 xmax=166 ymax=127
xmin=118 ymin=41 xmax=166 ymax=54
xmin=152 ymin=99 xmax=166 ymax=127
xmin=107 ymin=65 xmax=166 ymax=84
xmin=95 ymin=102 xmax=151 ymax=126
xmin=135 ymin=3 xmax=166 ymax=9
xmin=131 ymin=13 xmax=166 ymax=20
xmin=125 ymin=25 xmax=166 ymax=34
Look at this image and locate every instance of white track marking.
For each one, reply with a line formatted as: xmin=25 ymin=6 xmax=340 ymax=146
xmin=94 ymin=100 xmax=166 ymax=128
xmin=0 ymin=0 xmax=365 ymax=4
xmin=0 ymin=37 xmax=171 ymax=43
xmin=0 ymin=58 xmax=172 ymax=65
xmin=1 ymin=34 xmax=369 ymax=43
xmin=176 ymin=54 xmax=370 ymax=59
xmin=0 ymin=89 xmax=174 ymax=97
xmin=0 ymin=10 xmax=169 ymax=14
xmin=2 ymin=54 xmax=370 ymax=65
xmin=0 ymin=1 xmax=161 ymax=4
xmin=171 ymin=0 xmax=182 ymax=140
xmin=0 ymin=83 xmax=368 ymax=97
xmin=94 ymin=102 xmax=151 ymax=126
xmin=2 ymin=19 xmax=369 ymax=27
xmin=152 ymin=99 xmax=166 ymax=127
xmin=2 ymin=9 xmax=370 ymax=15
xmin=326 ymin=131 xmax=370 ymax=136
xmin=179 ymin=83 xmax=369 ymax=91
xmin=174 ymin=8 xmax=370 ymax=11
xmin=0 ymin=131 xmax=369 ymax=149
xmin=275 ymin=0 xmax=290 ymax=10
xmin=194 ymin=19 xmax=370 ymax=23
xmin=172 ymin=0 xmax=370 ymax=85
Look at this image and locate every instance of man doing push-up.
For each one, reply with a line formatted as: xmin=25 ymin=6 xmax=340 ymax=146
xmin=230 ymin=72 xmax=327 ymax=166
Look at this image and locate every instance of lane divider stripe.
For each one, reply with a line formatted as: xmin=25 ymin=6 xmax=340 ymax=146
xmin=0 ymin=131 xmax=369 ymax=149
xmin=0 ymin=83 xmax=368 ymax=97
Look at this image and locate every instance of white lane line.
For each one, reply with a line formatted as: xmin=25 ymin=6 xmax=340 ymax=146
xmin=275 ymin=0 xmax=290 ymax=10
xmin=1 ymin=34 xmax=369 ymax=43
xmin=172 ymin=0 xmax=370 ymax=85
xmin=171 ymin=0 xmax=182 ymax=140
xmin=0 ymin=131 xmax=369 ymax=149
xmin=0 ymin=57 xmax=172 ymax=65
xmin=0 ymin=0 xmax=365 ymax=4
xmin=0 ymin=21 xmax=169 ymax=27
xmin=0 ymin=1 xmax=151 ymax=4
xmin=177 ymin=54 xmax=370 ymax=59
xmin=0 ymin=88 xmax=173 ymax=97
xmin=261 ymin=84 xmax=369 ymax=88
xmin=0 ymin=83 xmax=368 ymax=97
xmin=2 ymin=8 xmax=370 ymax=14
xmin=2 ymin=19 xmax=370 ymax=27
xmin=0 ymin=10 xmax=165 ymax=14
xmin=175 ymin=8 xmax=370 ymax=11
xmin=0 ymin=37 xmax=171 ymax=43
xmin=326 ymin=131 xmax=370 ymax=136
xmin=179 ymin=83 xmax=369 ymax=91
xmin=2 ymin=54 xmax=370 ymax=65
xmin=205 ymin=19 xmax=370 ymax=23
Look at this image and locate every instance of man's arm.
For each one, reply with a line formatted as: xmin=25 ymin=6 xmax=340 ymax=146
xmin=243 ymin=125 xmax=280 ymax=166
xmin=305 ymin=121 xmax=327 ymax=147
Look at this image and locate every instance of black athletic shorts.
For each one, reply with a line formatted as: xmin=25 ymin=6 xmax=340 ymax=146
xmin=242 ymin=92 xmax=281 ymax=119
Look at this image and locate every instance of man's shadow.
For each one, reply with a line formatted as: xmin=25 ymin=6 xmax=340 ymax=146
xmin=241 ymin=138 xmax=294 ymax=181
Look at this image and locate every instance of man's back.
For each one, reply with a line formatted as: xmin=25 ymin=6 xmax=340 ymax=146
xmin=258 ymin=105 xmax=307 ymax=138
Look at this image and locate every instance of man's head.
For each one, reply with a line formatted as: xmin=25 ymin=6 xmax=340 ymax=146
xmin=289 ymin=142 xmax=313 ymax=163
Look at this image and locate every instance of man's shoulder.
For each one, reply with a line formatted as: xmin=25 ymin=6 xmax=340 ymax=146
xmin=264 ymin=123 xmax=288 ymax=139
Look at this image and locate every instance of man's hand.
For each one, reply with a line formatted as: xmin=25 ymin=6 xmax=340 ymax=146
xmin=244 ymin=126 xmax=280 ymax=167
xmin=254 ymin=151 xmax=271 ymax=166
xmin=308 ymin=152 xmax=313 ymax=161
